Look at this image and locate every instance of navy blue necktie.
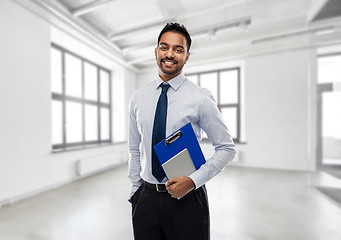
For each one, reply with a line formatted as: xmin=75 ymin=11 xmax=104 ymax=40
xmin=152 ymin=83 xmax=171 ymax=182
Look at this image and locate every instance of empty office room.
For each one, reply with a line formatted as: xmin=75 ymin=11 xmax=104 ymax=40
xmin=1 ymin=0 xmax=341 ymax=239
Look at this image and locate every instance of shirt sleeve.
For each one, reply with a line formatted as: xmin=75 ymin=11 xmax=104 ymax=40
xmin=128 ymin=94 xmax=143 ymax=200
xmin=189 ymin=91 xmax=237 ymax=189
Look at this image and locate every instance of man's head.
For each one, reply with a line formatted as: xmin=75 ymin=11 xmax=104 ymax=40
xmin=157 ymin=22 xmax=192 ymax=52
xmin=155 ymin=22 xmax=192 ymax=82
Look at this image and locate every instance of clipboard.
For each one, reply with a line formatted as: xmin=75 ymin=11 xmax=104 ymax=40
xmin=153 ymin=122 xmax=206 ymax=180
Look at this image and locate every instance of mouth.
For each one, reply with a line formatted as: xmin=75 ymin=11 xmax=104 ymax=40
xmin=162 ymin=59 xmax=177 ymax=67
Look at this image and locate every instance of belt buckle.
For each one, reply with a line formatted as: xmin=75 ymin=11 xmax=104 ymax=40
xmin=156 ymin=184 xmax=166 ymax=192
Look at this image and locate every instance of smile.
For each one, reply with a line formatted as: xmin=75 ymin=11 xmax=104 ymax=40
xmin=162 ymin=60 xmax=177 ymax=66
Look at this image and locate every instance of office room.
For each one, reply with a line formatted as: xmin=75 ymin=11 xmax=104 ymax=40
xmin=1 ymin=0 xmax=341 ymax=239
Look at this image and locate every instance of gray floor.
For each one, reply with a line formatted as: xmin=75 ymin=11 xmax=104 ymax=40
xmin=1 ymin=164 xmax=341 ymax=240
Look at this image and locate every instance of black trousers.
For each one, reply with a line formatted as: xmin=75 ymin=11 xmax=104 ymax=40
xmin=131 ymin=183 xmax=210 ymax=240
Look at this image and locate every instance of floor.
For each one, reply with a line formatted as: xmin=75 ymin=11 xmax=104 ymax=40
xmin=1 ymin=164 xmax=341 ymax=240
xmin=320 ymin=163 xmax=341 ymax=179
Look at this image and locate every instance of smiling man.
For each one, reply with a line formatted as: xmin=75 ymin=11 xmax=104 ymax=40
xmin=128 ymin=22 xmax=236 ymax=240
xmin=155 ymin=30 xmax=190 ymax=80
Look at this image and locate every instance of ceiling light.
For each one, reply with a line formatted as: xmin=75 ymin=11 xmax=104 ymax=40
xmin=315 ymin=27 xmax=335 ymax=35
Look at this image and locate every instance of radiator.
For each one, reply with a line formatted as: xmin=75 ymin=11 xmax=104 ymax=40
xmin=76 ymin=152 xmax=122 ymax=177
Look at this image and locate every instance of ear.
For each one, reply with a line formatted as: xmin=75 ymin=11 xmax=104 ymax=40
xmin=154 ymin=48 xmax=157 ymax=58
xmin=184 ymin=51 xmax=190 ymax=64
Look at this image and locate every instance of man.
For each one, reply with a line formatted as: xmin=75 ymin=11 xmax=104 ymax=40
xmin=128 ymin=22 xmax=236 ymax=240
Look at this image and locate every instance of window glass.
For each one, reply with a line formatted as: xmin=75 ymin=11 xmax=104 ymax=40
xmin=221 ymin=107 xmax=237 ymax=139
xmin=220 ymin=70 xmax=238 ymax=104
xmin=65 ymin=53 xmax=82 ymax=98
xmin=318 ymin=55 xmax=341 ymax=83
xmin=85 ymin=104 xmax=98 ymax=141
xmin=66 ymin=101 xmax=83 ymax=143
xmin=322 ymin=92 xmax=341 ymax=138
xmin=187 ymin=75 xmax=199 ymax=85
xmin=52 ymin=100 xmax=63 ymax=144
xmin=84 ymin=62 xmax=98 ymax=101
xmin=200 ymin=72 xmax=218 ymax=101
xmin=51 ymin=45 xmax=114 ymax=150
xmin=51 ymin=48 xmax=62 ymax=94
xmin=101 ymin=108 xmax=110 ymax=140
xmin=185 ymin=68 xmax=241 ymax=142
xmin=100 ymin=70 xmax=110 ymax=103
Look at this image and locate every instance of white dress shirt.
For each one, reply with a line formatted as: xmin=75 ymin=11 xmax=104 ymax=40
xmin=128 ymin=73 xmax=236 ymax=199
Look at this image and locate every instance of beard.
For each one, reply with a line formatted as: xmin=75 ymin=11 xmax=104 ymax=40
xmin=157 ymin=58 xmax=183 ymax=76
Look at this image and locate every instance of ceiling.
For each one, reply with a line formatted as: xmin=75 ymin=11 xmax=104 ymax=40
xmin=15 ymin=0 xmax=341 ymax=70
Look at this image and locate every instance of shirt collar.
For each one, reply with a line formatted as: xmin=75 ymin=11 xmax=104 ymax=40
xmin=155 ymin=73 xmax=186 ymax=91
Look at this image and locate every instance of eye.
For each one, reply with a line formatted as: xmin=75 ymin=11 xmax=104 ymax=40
xmin=175 ymin=48 xmax=184 ymax=53
xmin=159 ymin=46 xmax=167 ymax=51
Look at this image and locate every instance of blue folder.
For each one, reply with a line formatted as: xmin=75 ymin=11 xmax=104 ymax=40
xmin=153 ymin=123 xmax=206 ymax=179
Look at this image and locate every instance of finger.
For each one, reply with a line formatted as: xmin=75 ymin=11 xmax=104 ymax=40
xmin=166 ymin=178 xmax=176 ymax=186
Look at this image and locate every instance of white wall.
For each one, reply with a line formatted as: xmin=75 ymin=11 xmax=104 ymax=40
xmin=0 ymin=0 xmax=135 ymax=206
xmin=237 ymin=49 xmax=316 ymax=170
xmin=137 ymin=49 xmax=317 ymax=171
xmin=137 ymin=66 xmax=158 ymax=88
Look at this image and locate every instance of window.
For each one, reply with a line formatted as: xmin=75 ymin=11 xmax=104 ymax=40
xmin=317 ymin=53 xmax=341 ymax=165
xmin=51 ymin=44 xmax=112 ymax=151
xmin=318 ymin=54 xmax=341 ymax=84
xmin=187 ymin=68 xmax=241 ymax=143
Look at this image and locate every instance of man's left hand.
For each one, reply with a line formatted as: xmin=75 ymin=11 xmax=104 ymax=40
xmin=165 ymin=176 xmax=195 ymax=198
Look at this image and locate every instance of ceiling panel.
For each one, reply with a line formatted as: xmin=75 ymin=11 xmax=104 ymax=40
xmin=312 ymin=0 xmax=341 ymax=22
xmin=83 ymin=0 xmax=164 ymax=34
xmin=20 ymin=0 xmax=341 ymax=70
xmin=59 ymin=0 xmax=94 ymax=9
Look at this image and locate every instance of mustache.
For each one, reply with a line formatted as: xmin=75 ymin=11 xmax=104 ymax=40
xmin=161 ymin=57 xmax=178 ymax=63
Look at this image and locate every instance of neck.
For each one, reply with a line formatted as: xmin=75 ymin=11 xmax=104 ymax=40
xmin=158 ymin=71 xmax=182 ymax=82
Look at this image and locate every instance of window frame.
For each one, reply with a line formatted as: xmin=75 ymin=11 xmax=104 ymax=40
xmin=51 ymin=43 xmax=112 ymax=152
xmin=187 ymin=67 xmax=241 ymax=143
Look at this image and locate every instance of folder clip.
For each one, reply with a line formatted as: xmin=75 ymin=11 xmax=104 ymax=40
xmin=165 ymin=130 xmax=183 ymax=146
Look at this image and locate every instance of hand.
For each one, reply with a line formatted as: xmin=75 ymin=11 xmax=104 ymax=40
xmin=165 ymin=176 xmax=195 ymax=198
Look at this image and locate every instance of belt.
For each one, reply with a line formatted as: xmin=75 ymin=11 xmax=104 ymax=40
xmin=143 ymin=181 xmax=167 ymax=192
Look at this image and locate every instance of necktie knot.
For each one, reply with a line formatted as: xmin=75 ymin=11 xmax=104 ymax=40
xmin=161 ymin=83 xmax=170 ymax=93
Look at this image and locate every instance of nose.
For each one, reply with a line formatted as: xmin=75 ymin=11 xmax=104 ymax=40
xmin=165 ymin=48 xmax=174 ymax=59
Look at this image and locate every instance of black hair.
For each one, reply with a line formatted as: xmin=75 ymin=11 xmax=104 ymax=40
xmin=157 ymin=22 xmax=192 ymax=51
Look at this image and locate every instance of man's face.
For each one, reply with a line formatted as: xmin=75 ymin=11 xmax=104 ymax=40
xmin=155 ymin=31 xmax=190 ymax=81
